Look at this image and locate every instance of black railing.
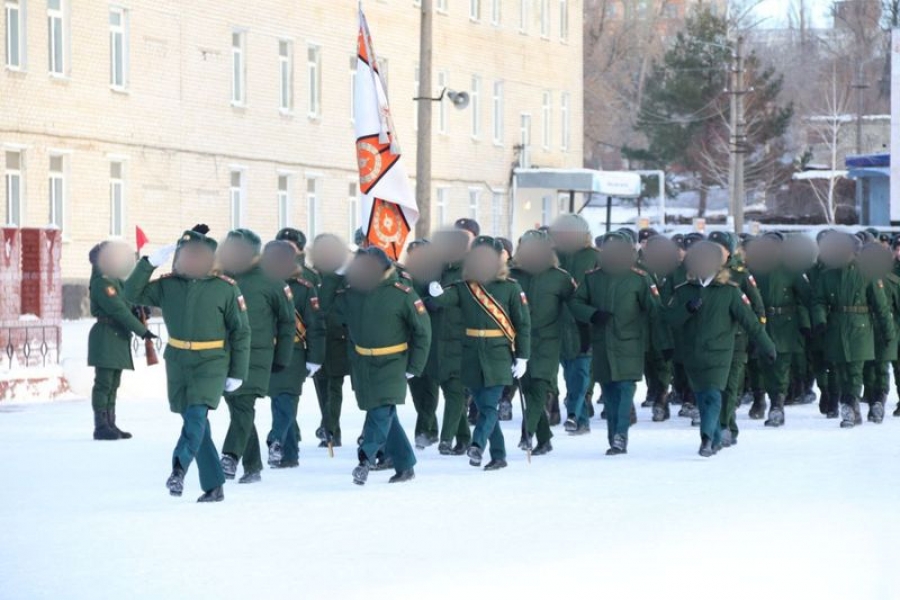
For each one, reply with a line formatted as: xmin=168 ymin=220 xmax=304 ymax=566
xmin=131 ymin=320 xmax=168 ymax=357
xmin=2 ymin=324 xmax=61 ymax=369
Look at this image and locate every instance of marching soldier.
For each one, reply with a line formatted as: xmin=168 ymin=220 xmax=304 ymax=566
xmin=218 ymin=229 xmax=295 ymax=484
xmin=125 ymin=225 xmax=251 ymax=502
xmin=87 ymin=240 xmax=156 ymax=440
xmin=262 ymin=241 xmax=326 ymax=468
xmin=892 ymin=234 xmax=900 ymax=417
xmin=429 ymin=236 xmax=531 ymax=471
xmin=338 ymin=247 xmax=432 ymax=485
xmin=672 ymin=232 xmax=704 ymax=423
xmin=858 ymin=242 xmax=899 ymax=424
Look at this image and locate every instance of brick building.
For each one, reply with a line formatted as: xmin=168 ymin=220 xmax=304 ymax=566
xmin=1 ymin=0 xmax=583 ymax=314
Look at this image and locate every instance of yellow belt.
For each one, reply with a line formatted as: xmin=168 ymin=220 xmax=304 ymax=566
xmin=465 ymin=328 xmax=505 ymax=338
xmin=168 ymin=338 xmax=225 ymax=351
xmin=354 ymin=342 xmax=408 ymax=357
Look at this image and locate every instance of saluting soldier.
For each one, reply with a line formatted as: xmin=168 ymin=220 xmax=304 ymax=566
xmin=429 ymin=236 xmax=531 ymax=471
xmin=262 ymin=241 xmax=326 ymax=468
xmin=510 ymin=230 xmax=577 ymax=455
xmin=337 ymin=247 xmax=432 ymax=485
xmin=218 ymin=229 xmax=295 ymax=484
xmin=87 ymin=240 xmax=156 ymax=440
xmin=125 ymin=225 xmax=251 ymax=502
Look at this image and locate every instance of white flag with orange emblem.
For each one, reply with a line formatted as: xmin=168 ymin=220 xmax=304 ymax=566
xmin=354 ymin=7 xmax=417 ymax=260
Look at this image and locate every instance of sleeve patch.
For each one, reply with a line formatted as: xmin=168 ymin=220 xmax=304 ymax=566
xmin=283 ymin=285 xmax=294 ymax=301
xmin=520 ymin=291 xmax=529 ymax=306
xmin=414 ymin=299 xmax=426 ymax=314
xmin=105 ymin=286 xmax=117 ymax=297
xmin=747 ymin=275 xmax=757 ymax=288
xmin=237 ymin=295 xmax=247 ymax=311
xmin=310 ymin=297 xmax=320 ymax=311
xmin=650 ymin=284 xmax=660 ymax=297
xmin=878 ymin=279 xmax=885 ymax=289
xmin=741 ymin=293 xmax=751 ymax=305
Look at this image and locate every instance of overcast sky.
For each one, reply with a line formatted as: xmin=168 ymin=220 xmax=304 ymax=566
xmin=751 ymin=0 xmax=834 ymax=29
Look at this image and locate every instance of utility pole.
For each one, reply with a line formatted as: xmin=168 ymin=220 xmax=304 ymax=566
xmin=852 ymin=61 xmax=868 ymax=155
xmin=729 ymin=34 xmax=746 ymax=236
xmin=414 ymin=0 xmax=433 ymax=239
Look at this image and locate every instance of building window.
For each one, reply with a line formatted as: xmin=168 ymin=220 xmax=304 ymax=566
xmin=492 ymin=80 xmax=503 ymax=144
xmin=438 ymin=70 xmax=448 ymax=135
xmin=468 ymin=188 xmax=480 ymax=220
xmin=435 ymin=187 xmax=448 ymax=226
xmin=307 ymin=44 xmax=321 ymax=118
xmin=306 ymin=177 xmax=319 ymax=239
xmin=471 ymin=74 xmax=481 ymax=139
xmin=470 ymin=0 xmax=480 ymax=21
xmin=560 ymin=91 xmax=570 ymax=151
xmin=540 ymin=0 xmax=549 ymax=37
xmin=229 ymin=170 xmax=243 ymax=229
xmin=279 ymin=40 xmax=293 ymax=112
xmin=5 ymin=151 xmax=22 ymax=226
xmin=231 ymin=30 xmax=246 ymax=105
xmin=520 ymin=113 xmax=531 ymax=168
xmin=491 ymin=0 xmax=501 ymax=25
xmin=559 ymin=0 xmax=568 ymax=41
xmin=48 ymin=154 xmax=65 ymax=229
xmin=47 ymin=0 xmax=65 ymax=75
xmin=109 ymin=7 xmax=128 ymax=88
xmin=277 ymin=174 xmax=291 ymax=229
xmin=437 ymin=0 xmax=448 ymax=13
xmin=490 ymin=190 xmax=503 ymax=235
xmin=5 ymin=0 xmax=25 ymax=69
xmin=541 ymin=195 xmax=552 ymax=225
xmin=541 ymin=91 xmax=551 ymax=150
xmin=109 ymin=161 xmax=125 ymax=236
xmin=350 ymin=56 xmax=358 ymax=123
xmin=519 ymin=0 xmax=527 ymax=33
xmin=348 ymin=181 xmax=359 ymax=242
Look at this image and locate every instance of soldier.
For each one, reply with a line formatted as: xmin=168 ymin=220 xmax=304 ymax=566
xmin=637 ymin=228 xmax=673 ymax=412
xmin=510 ymin=230 xmax=577 ymax=455
xmin=218 ymin=229 xmax=295 ymax=484
xmin=665 ymin=241 xmax=776 ymax=456
xmin=429 ymin=236 xmax=531 ymax=471
xmin=807 ymin=230 xmax=839 ymax=417
xmin=811 ymin=233 xmax=896 ymax=428
xmin=262 ymin=241 xmax=326 ymax=467
xmin=87 ymin=240 xmax=156 ymax=440
xmin=570 ymin=232 xmax=670 ymax=456
xmin=891 ymin=234 xmax=900 ymax=417
xmin=670 ymin=232 xmax=705 ymax=423
xmin=858 ymin=242 xmax=899 ymax=424
xmin=338 ymin=247 xmax=432 ymax=485
xmin=275 ymin=227 xmax=321 ymax=286
xmin=125 ymin=225 xmax=251 ymax=502
xmin=550 ymin=214 xmax=601 ymax=433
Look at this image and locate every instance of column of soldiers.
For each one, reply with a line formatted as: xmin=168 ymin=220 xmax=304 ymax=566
xmin=84 ymin=217 xmax=900 ymax=501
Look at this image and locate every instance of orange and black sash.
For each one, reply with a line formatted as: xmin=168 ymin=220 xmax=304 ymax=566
xmin=465 ymin=282 xmax=516 ymax=348
xmin=294 ymin=310 xmax=307 ymax=346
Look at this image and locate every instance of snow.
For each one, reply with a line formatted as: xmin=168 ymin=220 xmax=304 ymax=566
xmin=793 ymin=170 xmax=849 ymax=181
xmin=1 ymin=322 xmax=899 ymax=599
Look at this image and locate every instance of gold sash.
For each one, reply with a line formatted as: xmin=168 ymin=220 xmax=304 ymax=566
xmin=465 ymin=282 xmax=516 ymax=347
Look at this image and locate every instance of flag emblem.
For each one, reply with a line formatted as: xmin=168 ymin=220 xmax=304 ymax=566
xmin=237 ymin=295 xmax=247 ymax=311
xmin=105 ymin=286 xmax=117 ymax=297
xmin=310 ymin=297 xmax=320 ymax=311
xmin=414 ymin=299 xmax=426 ymax=314
xmin=283 ymin=285 xmax=294 ymax=301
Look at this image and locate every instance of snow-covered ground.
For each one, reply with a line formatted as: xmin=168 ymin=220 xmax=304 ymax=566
xmin=1 ymin=321 xmax=899 ymax=599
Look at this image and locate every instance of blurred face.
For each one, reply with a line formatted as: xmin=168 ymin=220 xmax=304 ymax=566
xmin=744 ymin=237 xmax=781 ymax=275
xmin=550 ymin=229 xmax=584 ymax=253
xmin=600 ymin=239 xmax=636 ymax=275
xmin=174 ymin=244 xmax=216 ymax=279
xmin=857 ymin=243 xmax=893 ymax=281
xmin=463 ymin=245 xmax=502 ymax=284
xmin=685 ymin=242 xmax=726 ymax=281
xmin=405 ymin=244 xmax=443 ymax=283
xmin=311 ymin=235 xmax=349 ymax=274
xmin=642 ymin=237 xmax=679 ymax=277
xmin=345 ymin=253 xmax=385 ymax=292
xmin=261 ymin=244 xmax=298 ymax=281
xmin=514 ymin=238 xmax=552 ymax=274
xmin=217 ymin=239 xmax=257 ymax=275
xmin=433 ymin=230 xmax=469 ymax=264
xmin=97 ymin=241 xmax=135 ymax=279
xmin=817 ymin=233 xmax=855 ymax=269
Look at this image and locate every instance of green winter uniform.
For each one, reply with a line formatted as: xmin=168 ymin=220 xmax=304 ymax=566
xmin=406 ymin=278 xmax=441 ymax=443
xmin=221 ymin=265 xmax=295 ymax=476
xmin=863 ymin=272 xmax=900 ymax=403
xmin=434 ymin=261 xmax=472 ymax=446
xmin=314 ymin=271 xmax=350 ymax=443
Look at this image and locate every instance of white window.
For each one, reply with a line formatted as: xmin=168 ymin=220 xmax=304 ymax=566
xmin=470 ymin=0 xmax=480 ymax=21
xmin=520 ymin=113 xmax=532 ymax=168
xmin=436 ymin=187 xmax=448 ymax=226
xmin=541 ymin=195 xmax=552 ymax=225
xmin=491 ymin=190 xmax=504 ymax=235
xmin=519 ymin=0 xmax=528 ymax=33
xmin=348 ymin=181 xmax=359 ymax=242
xmin=109 ymin=7 xmax=128 ymax=88
xmin=47 ymin=0 xmax=65 ymax=75
xmin=438 ymin=70 xmax=448 ymax=135
xmin=471 ymin=74 xmax=481 ymax=139
xmin=468 ymin=188 xmax=480 ymax=220
xmin=437 ymin=0 xmax=448 ymax=12
xmin=229 ymin=170 xmax=244 ymax=228
xmin=231 ymin=30 xmax=246 ymax=105
xmin=306 ymin=177 xmax=319 ymax=238
xmin=491 ymin=0 xmax=501 ymax=25
xmin=5 ymin=0 xmax=25 ymax=69
xmin=350 ymin=56 xmax=358 ymax=123
xmin=279 ymin=40 xmax=293 ymax=112
xmin=559 ymin=0 xmax=568 ymax=42
xmin=541 ymin=91 xmax=551 ymax=149
xmin=48 ymin=154 xmax=65 ymax=229
xmin=560 ymin=91 xmax=570 ymax=151
xmin=5 ymin=151 xmax=22 ymax=226
xmin=109 ymin=161 xmax=125 ymax=236
xmin=492 ymin=80 xmax=503 ymax=144
xmin=307 ymin=44 xmax=321 ymax=118
xmin=540 ymin=0 xmax=549 ymax=38
xmin=277 ymin=174 xmax=291 ymax=229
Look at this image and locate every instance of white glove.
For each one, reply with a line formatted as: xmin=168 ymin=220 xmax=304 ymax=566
xmin=405 ymin=372 xmax=415 ymax=380
xmin=148 ymin=244 xmax=178 ymax=268
xmin=512 ymin=358 xmax=528 ymax=379
xmin=306 ymin=363 xmax=322 ymax=377
xmin=224 ymin=378 xmax=243 ymax=393
xmin=429 ymin=282 xmax=444 ymax=297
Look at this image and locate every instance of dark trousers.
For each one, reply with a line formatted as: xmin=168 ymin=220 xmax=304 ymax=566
xmin=600 ymin=380 xmax=636 ymax=447
xmin=408 ymin=375 xmax=440 ymax=439
xmin=696 ymin=388 xmax=722 ymax=446
xmin=439 ymin=376 xmax=471 ymax=445
xmin=765 ymin=351 xmax=793 ymax=398
xmin=314 ymin=373 xmax=345 ymax=440
xmin=92 ymin=367 xmax=122 ymax=411
xmin=223 ymin=393 xmax=263 ymax=474
xmin=360 ymin=405 xmax=416 ymax=472
xmin=561 ymin=356 xmax=591 ymax=426
xmin=863 ymin=360 xmax=889 ymax=398
xmin=471 ymin=386 xmax=506 ymax=460
xmin=173 ymin=405 xmax=225 ymax=493
xmin=836 ymin=361 xmax=864 ymax=397
xmin=268 ymin=392 xmax=301 ymax=463
xmin=521 ymin=373 xmax=553 ymax=445
xmin=720 ymin=353 xmax=747 ymax=438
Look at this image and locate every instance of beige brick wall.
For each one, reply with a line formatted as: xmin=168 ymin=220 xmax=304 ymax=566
xmin=1 ymin=0 xmax=583 ymax=282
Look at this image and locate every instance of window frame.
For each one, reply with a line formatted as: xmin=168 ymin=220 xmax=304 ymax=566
xmin=5 ymin=150 xmax=23 ymax=227
xmin=492 ymin=80 xmax=504 ymax=146
xmin=560 ymin=91 xmax=570 ymax=151
xmin=469 ymin=0 xmax=480 ymax=22
xmin=109 ymin=161 xmax=125 ymax=237
xmin=231 ymin=29 xmax=247 ymax=106
xmin=229 ymin=169 xmax=245 ymax=229
xmin=307 ymin=43 xmax=322 ymax=119
xmin=490 ymin=0 xmax=501 ymax=26
xmin=109 ymin=6 xmax=128 ymax=90
xmin=468 ymin=188 xmax=480 ymax=220
xmin=278 ymin=39 xmax=294 ymax=113
xmin=5 ymin=0 xmax=26 ymax=70
xmin=470 ymin=74 xmax=481 ymax=140
xmin=559 ymin=0 xmax=569 ymax=42
xmin=437 ymin=70 xmax=449 ymax=135
xmin=347 ymin=180 xmax=359 ymax=243
xmin=48 ymin=153 xmax=66 ymax=230
xmin=47 ymin=0 xmax=66 ymax=77
xmin=277 ymin=173 xmax=292 ymax=229
xmin=306 ymin=176 xmax=320 ymax=239
xmin=541 ymin=90 xmax=551 ymax=150
xmin=435 ymin=187 xmax=449 ymax=226
xmin=540 ymin=0 xmax=550 ymax=38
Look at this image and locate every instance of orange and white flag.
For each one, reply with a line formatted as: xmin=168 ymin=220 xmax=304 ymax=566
xmin=354 ymin=7 xmax=417 ymax=260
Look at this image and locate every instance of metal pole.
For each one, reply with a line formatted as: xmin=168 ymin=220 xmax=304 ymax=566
xmin=733 ymin=35 xmax=745 ymax=236
xmin=568 ymin=189 xmax=575 ymax=213
xmin=605 ymin=196 xmax=612 ymax=233
xmin=414 ymin=0 xmax=433 ymax=238
xmin=853 ymin=61 xmax=868 ymax=155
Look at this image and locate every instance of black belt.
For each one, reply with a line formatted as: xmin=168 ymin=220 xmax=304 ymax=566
xmin=766 ymin=306 xmax=795 ymax=316
xmin=96 ymin=317 xmax=119 ymax=325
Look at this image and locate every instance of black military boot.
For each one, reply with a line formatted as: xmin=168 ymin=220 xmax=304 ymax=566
xmin=238 ymin=470 xmax=261 ymax=484
xmin=748 ymin=391 xmax=766 ymax=420
xmin=641 ymin=387 xmax=655 ymax=408
xmin=467 ymin=399 xmax=478 ymax=426
xmin=853 ymin=396 xmax=863 ymax=426
xmin=532 ymin=441 xmax=553 ymax=456
xmin=571 ymin=422 xmax=590 ymax=435
xmin=547 ymin=391 xmax=562 ymax=426
xmin=651 ymin=391 xmax=670 ymax=422
xmin=498 ymin=386 xmax=514 ymax=421
xmin=467 ymin=444 xmax=483 ymax=467
xmin=606 ymin=434 xmax=627 ymax=456
xmin=484 ymin=458 xmax=508 ymax=471
xmin=698 ymin=435 xmax=715 ymax=458
xmin=764 ymin=394 xmax=785 ymax=427
xmin=353 ymin=452 xmax=371 ymax=486
xmin=92 ymin=410 xmax=120 ymax=441
xmin=315 ymin=426 xmax=327 ymax=442
xmin=372 ymin=454 xmax=394 ymax=471
xmin=667 ymin=389 xmax=683 ymax=405
xmin=450 ymin=441 xmax=467 ymax=455
xmin=197 ymin=486 xmax=224 ymax=503
xmin=720 ymin=428 xmax=733 ymax=448
xmin=818 ymin=391 xmax=830 ymax=416
xmin=826 ymin=393 xmax=840 ymax=419
xmin=839 ymin=396 xmax=858 ymax=428
xmin=166 ymin=463 xmax=185 ymax=497
xmin=220 ymin=453 xmax=238 ymax=480
xmin=563 ymin=416 xmax=578 ymax=433
xmin=518 ymin=433 xmax=533 ymax=452
xmin=438 ymin=440 xmax=453 ymax=455
xmin=800 ymin=380 xmax=817 ymax=404
xmin=630 ymin=403 xmax=638 ymax=425
xmin=268 ymin=441 xmax=283 ymax=467
xmin=107 ymin=409 xmax=131 ymax=439
xmin=868 ymin=392 xmax=886 ymax=424
xmin=389 ymin=468 xmax=415 ymax=483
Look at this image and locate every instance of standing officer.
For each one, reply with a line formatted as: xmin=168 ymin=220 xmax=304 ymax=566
xmin=218 ymin=229 xmax=295 ymax=484
xmin=87 ymin=240 xmax=155 ymax=440
xmin=262 ymin=241 xmax=326 ymax=468
xmin=338 ymin=247 xmax=432 ymax=485
xmin=125 ymin=225 xmax=251 ymax=502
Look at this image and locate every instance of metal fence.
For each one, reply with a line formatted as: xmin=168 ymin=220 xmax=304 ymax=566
xmin=131 ymin=320 xmax=168 ymax=357
xmin=1 ymin=324 xmax=62 ymax=370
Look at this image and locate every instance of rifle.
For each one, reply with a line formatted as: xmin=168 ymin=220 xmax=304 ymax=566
xmin=515 ymin=379 xmax=531 ymax=464
xmin=137 ymin=306 xmax=159 ymax=366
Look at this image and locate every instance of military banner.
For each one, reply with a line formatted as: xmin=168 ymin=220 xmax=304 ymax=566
xmin=354 ymin=7 xmax=417 ymax=260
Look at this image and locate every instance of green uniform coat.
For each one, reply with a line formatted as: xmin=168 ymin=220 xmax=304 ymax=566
xmin=268 ymin=276 xmax=326 ymax=397
xmin=755 ymin=266 xmax=812 ymax=353
xmin=318 ymin=272 xmax=350 ymax=378
xmin=87 ymin=269 xmax=149 ymax=370
xmin=556 ymin=246 xmax=602 ymax=360
xmin=433 ymin=262 xmax=465 ymax=381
